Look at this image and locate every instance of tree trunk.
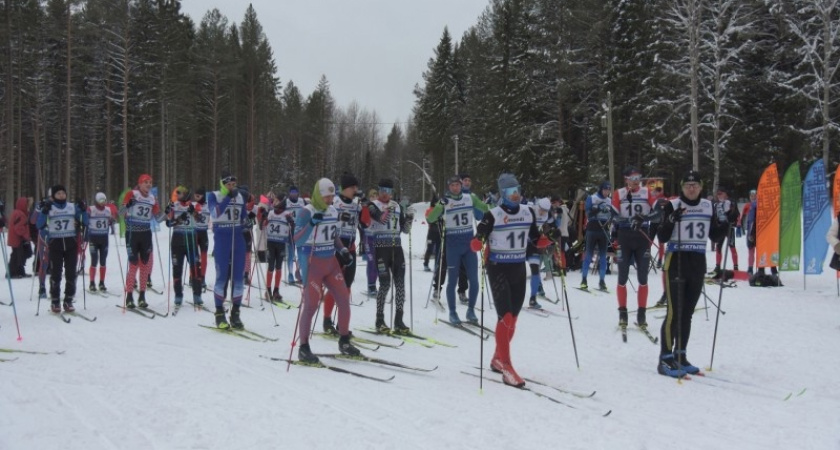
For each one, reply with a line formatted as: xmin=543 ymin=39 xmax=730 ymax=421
xmin=66 ymin=1 xmax=72 ymax=191
xmin=106 ymin=75 xmax=112 ymax=194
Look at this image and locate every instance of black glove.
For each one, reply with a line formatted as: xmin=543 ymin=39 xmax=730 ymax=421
xmin=439 ymin=197 xmax=449 ymax=206
xmin=196 ymin=214 xmax=206 ymax=224
xmin=339 ymin=211 xmax=352 ymax=222
xmin=248 ymin=211 xmax=256 ymax=221
xmin=126 ymin=198 xmax=136 ymax=208
xmin=41 ymin=201 xmax=52 ymax=214
xmin=178 ymin=212 xmax=189 ymax=223
xmin=227 ymin=188 xmax=238 ymax=199
xmin=337 ymin=248 xmax=353 ymax=267
xmin=631 ymin=214 xmax=645 ymax=231
xmin=77 ymin=199 xmax=87 ymax=211
xmin=164 ymin=203 xmax=174 ymax=214
xmin=669 ymin=207 xmax=685 ymax=223
xmin=311 ymin=212 xmax=324 ymax=225
xmin=188 ymin=203 xmax=195 ymax=214
xmin=405 ymin=212 xmax=415 ymax=222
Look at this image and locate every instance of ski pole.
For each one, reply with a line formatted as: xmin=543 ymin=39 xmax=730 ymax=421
xmin=707 ymin=222 xmax=732 ymax=372
xmin=0 ymin=230 xmax=23 ymax=340
xmin=287 ymin=222 xmax=319 ymax=372
xmin=557 ymin=246 xmax=580 ymax=370
xmin=478 ymin=242 xmax=487 ymax=392
xmin=408 ymin=210 xmax=414 ymax=330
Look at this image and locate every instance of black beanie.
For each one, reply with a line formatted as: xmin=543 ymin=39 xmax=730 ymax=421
xmin=51 ymin=185 xmax=66 ymax=199
xmin=340 ymin=172 xmax=359 ymax=189
xmin=220 ymin=169 xmax=235 ymax=184
xmin=378 ymin=178 xmax=394 ymax=189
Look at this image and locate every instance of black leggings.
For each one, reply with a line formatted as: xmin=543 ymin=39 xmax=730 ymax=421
xmin=266 ymin=241 xmax=286 ymax=272
xmin=660 ymin=251 xmax=706 ymax=355
xmin=49 ymin=237 xmax=78 ymax=299
xmin=89 ymin=236 xmax=109 ymax=267
xmin=375 ymin=246 xmax=406 ymax=314
xmin=172 ymin=233 xmax=201 ymax=297
xmin=487 ymin=261 xmax=526 ymax=319
xmin=617 ymin=230 xmax=651 ymax=285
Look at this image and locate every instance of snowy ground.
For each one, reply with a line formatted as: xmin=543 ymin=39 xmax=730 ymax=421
xmin=1 ymin=203 xmax=839 ymax=450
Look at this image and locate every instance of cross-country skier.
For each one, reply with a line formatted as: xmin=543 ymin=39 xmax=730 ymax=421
xmin=284 ymin=185 xmax=308 ymax=285
xmin=207 ymin=170 xmax=249 ymax=329
xmin=192 ymin=188 xmax=210 ymax=291
xmin=425 ymin=175 xmax=488 ymax=324
xmin=87 ymin=193 xmax=117 ymax=292
xmin=710 ymin=187 xmax=740 ymax=277
xmin=656 ymin=170 xmax=725 ymax=377
xmin=472 ymin=173 xmax=540 ymax=387
xmin=367 ymin=179 xmax=413 ymax=333
xmin=120 ymin=174 xmax=166 ymax=309
xmin=37 ymin=185 xmax=89 ymax=312
xmin=740 ymin=189 xmax=757 ymax=275
xmin=293 ymin=178 xmax=360 ymax=363
xmin=165 ymin=186 xmax=204 ymax=306
xmin=261 ymin=192 xmax=292 ymax=302
xmin=528 ymin=197 xmax=559 ymax=308
xmin=581 ymin=181 xmax=617 ymax=291
xmin=361 ymin=187 xmax=379 ymax=296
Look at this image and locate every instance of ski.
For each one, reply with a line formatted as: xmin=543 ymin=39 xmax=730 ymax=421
xmin=440 ymin=319 xmax=489 ymax=340
xmin=461 ymin=371 xmax=612 ymax=416
xmin=268 ymin=298 xmax=294 ymax=309
xmin=140 ymin=306 xmax=169 ymax=318
xmin=655 ymin=306 xmax=707 ymax=319
xmin=314 ymin=353 xmax=438 ymax=372
xmin=523 ymin=377 xmax=597 ymax=398
xmin=524 ymin=307 xmax=550 ymax=318
xmin=86 ymin=289 xmax=110 ymax=298
xmin=135 ymin=286 xmax=164 ymax=295
xmin=0 ymin=348 xmax=65 ymax=355
xmin=54 ymin=312 xmax=71 ymax=323
xmin=283 ymin=281 xmax=303 ymax=288
xmin=536 ymin=308 xmax=578 ymax=320
xmin=198 ymin=324 xmax=264 ymax=342
xmin=259 ymin=355 xmax=395 ymax=382
xmin=573 ymin=286 xmax=599 ymax=295
xmin=115 ymin=305 xmax=155 ymax=319
xmin=186 ymin=301 xmax=214 ymax=314
xmin=357 ymin=328 xmax=434 ymax=348
xmin=619 ymin=324 xmax=627 ymax=343
xmin=463 ymin=321 xmax=495 ymax=335
xmin=237 ymin=328 xmax=279 ymax=342
xmin=0 ymin=357 xmax=18 ymax=362
xmin=428 ymin=296 xmax=446 ymax=312
xmin=634 ymin=322 xmax=658 ymax=344
xmin=67 ymin=311 xmax=97 ymax=322
xmin=691 ymin=371 xmax=807 ymax=401
xmin=171 ymin=304 xmax=183 ymax=316
xmin=313 ymin=332 xmax=381 ymax=351
xmin=537 ymin=296 xmax=560 ymax=305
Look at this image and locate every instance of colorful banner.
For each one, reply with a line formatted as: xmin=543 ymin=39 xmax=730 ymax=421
xmin=803 ymin=159 xmax=831 ymax=275
xmin=834 ymin=164 xmax=840 ymax=216
xmin=779 ymin=162 xmax=801 ymax=271
xmin=756 ymin=163 xmax=780 ymax=268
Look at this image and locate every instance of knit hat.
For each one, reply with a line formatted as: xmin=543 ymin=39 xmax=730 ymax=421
xmin=682 ymin=170 xmax=702 ymax=184
xmin=536 ymin=197 xmax=551 ymax=211
xmin=311 ymin=178 xmax=335 ymax=212
xmin=220 ymin=170 xmax=235 ymax=185
xmin=447 ymin=175 xmax=462 ymax=186
xmin=51 ymin=185 xmax=66 ymax=200
xmin=623 ymin=166 xmax=641 ymax=177
xmin=339 ymin=172 xmax=359 ymax=190
xmin=599 ymin=181 xmax=612 ymax=191
xmin=95 ymin=192 xmax=107 ymax=204
xmin=138 ymin=174 xmax=152 ymax=185
xmin=458 ymin=172 xmax=471 ymax=181
xmin=379 ymin=178 xmax=394 ymax=189
xmin=497 ymin=173 xmax=519 ymax=191
xmin=289 ymin=185 xmax=299 ymax=194
xmin=195 ymin=187 xmax=206 ymax=196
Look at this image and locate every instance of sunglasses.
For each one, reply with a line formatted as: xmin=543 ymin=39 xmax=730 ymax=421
xmin=625 ymin=174 xmax=642 ymax=181
xmin=502 ymin=186 xmax=521 ymax=197
xmin=379 ymin=187 xmax=394 ymax=195
xmin=222 ymin=176 xmax=237 ymax=184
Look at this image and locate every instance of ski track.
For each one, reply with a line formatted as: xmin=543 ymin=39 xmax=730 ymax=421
xmin=1 ymin=202 xmax=839 ymax=449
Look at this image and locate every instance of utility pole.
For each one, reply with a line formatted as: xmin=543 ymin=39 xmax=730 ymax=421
xmin=453 ymin=134 xmax=459 ymax=177
xmin=607 ymin=92 xmax=615 ymax=187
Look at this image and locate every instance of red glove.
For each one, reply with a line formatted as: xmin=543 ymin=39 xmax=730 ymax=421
xmin=470 ymin=238 xmax=484 ymax=253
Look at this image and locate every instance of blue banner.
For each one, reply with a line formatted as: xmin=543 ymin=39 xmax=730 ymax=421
xmin=803 ymin=159 xmax=830 ymax=275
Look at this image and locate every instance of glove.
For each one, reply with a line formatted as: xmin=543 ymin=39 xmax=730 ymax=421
xmin=311 ymin=212 xmax=324 ymax=225
xmin=188 ymin=204 xmax=195 ymax=214
xmin=598 ymin=203 xmax=610 ymax=213
xmin=337 ymin=248 xmax=353 ymax=266
xmin=178 ymin=212 xmax=189 ymax=223
xmin=77 ymin=200 xmax=87 ymax=211
xmin=439 ymin=197 xmax=449 ymax=206
xmin=196 ymin=214 xmax=206 ymax=224
xmin=470 ymin=237 xmax=484 ymax=252
xmin=405 ymin=212 xmax=415 ymax=222
xmin=339 ymin=212 xmax=352 ymax=222
xmin=668 ymin=207 xmax=685 ymax=223
xmin=126 ymin=198 xmax=136 ymax=208
xmin=164 ymin=203 xmax=174 ymax=214
xmin=41 ymin=202 xmax=52 ymax=214
xmin=248 ymin=211 xmax=256 ymax=221
xmin=631 ymin=214 xmax=645 ymax=231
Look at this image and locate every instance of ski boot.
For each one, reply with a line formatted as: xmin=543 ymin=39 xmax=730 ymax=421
xmin=98 ymin=281 xmax=107 ymax=292
xmin=599 ymin=279 xmax=608 ymax=291
xmin=367 ymin=285 xmax=377 ymax=297
xmin=537 ymin=285 xmax=546 ymax=297
xmin=657 ymin=353 xmax=687 ymax=378
xmin=125 ymin=292 xmax=136 ymax=309
xmin=272 ymin=288 xmax=282 ymax=302
xmin=229 ymin=305 xmax=243 ymax=329
xmin=458 ymin=291 xmax=468 ymax=305
xmin=215 ymin=307 xmax=230 ymax=329
xmin=618 ymin=307 xmax=628 ymax=330
xmin=465 ymin=307 xmax=479 ymax=324
xmin=193 ymin=294 xmax=204 ymax=306
xmin=636 ymin=308 xmax=647 ymax=329
xmin=448 ymin=310 xmax=462 ymax=325
xmin=655 ymin=293 xmax=667 ymax=308
xmin=579 ymin=279 xmax=588 ymax=290
xmin=528 ymin=296 xmax=542 ymax=309
xmin=393 ymin=311 xmax=410 ymax=334
xmin=138 ymin=291 xmax=148 ymax=309
xmin=174 ymin=295 xmax=183 ymax=306
xmin=39 ymin=286 xmax=47 ymax=299
xmin=675 ymin=350 xmax=700 ymax=374
xmin=323 ymin=317 xmax=338 ymax=335
xmin=89 ymin=281 xmax=97 ymax=292
xmin=375 ymin=313 xmax=390 ymax=333
xmin=338 ymin=335 xmax=361 ymax=356
xmin=423 ymin=263 xmax=431 ymax=272
xmin=63 ymin=298 xmax=75 ymax=312
xmin=50 ymin=299 xmax=61 ymax=313
xmin=298 ymin=343 xmax=319 ymax=364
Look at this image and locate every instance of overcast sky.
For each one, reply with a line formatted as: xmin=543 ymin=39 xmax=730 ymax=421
xmin=180 ymin=0 xmax=489 ymax=127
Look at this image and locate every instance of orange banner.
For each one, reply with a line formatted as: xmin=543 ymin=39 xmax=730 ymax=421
xmin=834 ymin=164 xmax=840 ymax=216
xmin=756 ymin=163 xmax=780 ymax=268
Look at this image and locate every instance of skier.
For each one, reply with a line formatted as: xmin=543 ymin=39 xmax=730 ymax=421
xmin=37 ymin=185 xmax=89 ymax=312
xmin=367 ymin=178 xmax=413 ymax=333
xmin=6 ymin=197 xmax=32 ymax=278
xmin=612 ymin=167 xmax=660 ymax=330
xmin=293 ymin=178 xmax=360 ymax=363
xmin=321 ymin=173 xmax=365 ymax=334
xmin=361 ymin=186 xmax=379 ymax=296
xmin=472 ymin=173 xmax=540 ymax=387
xmin=239 ymin=185 xmax=257 ymax=285
xmin=710 ymin=187 xmax=740 ymax=277
xmin=656 ymin=170 xmax=725 ymax=377
xmin=422 ymin=193 xmax=441 ymax=272
xmin=32 ymin=192 xmax=51 ymax=298
xmin=261 ymin=192 xmax=292 ymax=302
xmin=192 ymin=188 xmax=210 ymax=291
xmin=165 ymin=186 xmax=204 ymax=306
xmin=741 ymin=189 xmax=757 ymax=275
xmin=425 ymin=175 xmax=488 ymax=324
xmin=120 ymin=174 xmax=166 ymax=309
xmin=207 ymin=170 xmax=249 ymax=329
xmin=87 ymin=192 xmax=117 ymax=292
xmin=581 ymin=181 xmax=616 ymax=291
xmin=528 ymin=197 xmax=559 ymax=308
xmin=284 ymin=185 xmax=308 ymax=285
